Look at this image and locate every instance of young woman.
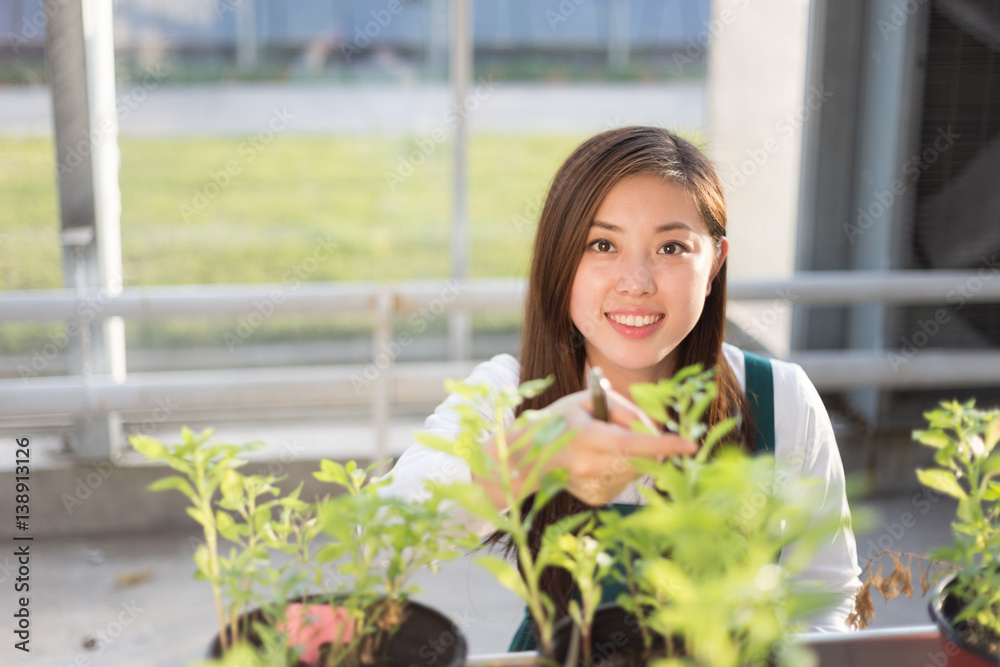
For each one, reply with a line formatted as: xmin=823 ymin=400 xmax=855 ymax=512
xmin=383 ymin=126 xmax=861 ymax=644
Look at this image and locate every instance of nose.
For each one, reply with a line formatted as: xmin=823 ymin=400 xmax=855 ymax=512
xmin=615 ymin=253 xmax=655 ymax=297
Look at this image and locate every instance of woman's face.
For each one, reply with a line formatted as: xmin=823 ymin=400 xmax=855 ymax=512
xmin=568 ymin=173 xmax=727 ymax=391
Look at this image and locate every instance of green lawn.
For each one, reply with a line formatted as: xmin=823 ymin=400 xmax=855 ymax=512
xmin=0 ymin=134 xmax=588 ymax=289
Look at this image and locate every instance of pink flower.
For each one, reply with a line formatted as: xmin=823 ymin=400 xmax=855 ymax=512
xmin=281 ymin=603 xmax=355 ymax=666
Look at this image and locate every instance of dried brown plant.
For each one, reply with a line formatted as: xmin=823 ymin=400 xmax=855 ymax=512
xmin=847 ymin=549 xmax=956 ymax=630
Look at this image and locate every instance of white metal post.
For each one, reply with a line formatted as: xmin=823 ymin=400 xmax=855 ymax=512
xmin=448 ymin=0 xmax=472 ymax=361
xmin=608 ymin=0 xmax=631 ymax=70
xmin=373 ymin=291 xmax=394 ymax=465
xmin=46 ymin=0 xmax=126 ymax=459
xmin=236 ymin=0 xmax=258 ymax=70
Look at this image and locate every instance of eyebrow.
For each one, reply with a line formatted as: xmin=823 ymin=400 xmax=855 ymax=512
xmin=590 ymin=220 xmax=697 ymax=234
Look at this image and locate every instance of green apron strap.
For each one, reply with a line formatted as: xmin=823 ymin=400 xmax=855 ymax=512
xmin=742 ymin=350 xmax=775 ymax=455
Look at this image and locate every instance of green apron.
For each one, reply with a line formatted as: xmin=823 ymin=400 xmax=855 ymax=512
xmin=507 ymin=350 xmax=775 ymax=652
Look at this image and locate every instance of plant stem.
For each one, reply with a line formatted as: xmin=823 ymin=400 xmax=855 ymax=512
xmin=495 ymin=407 xmax=554 ymax=655
xmin=621 ymin=553 xmax=652 ymax=652
xmin=196 ymin=462 xmax=228 ymax=653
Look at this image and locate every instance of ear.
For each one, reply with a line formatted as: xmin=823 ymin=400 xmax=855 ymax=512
xmin=705 ymin=236 xmax=729 ymax=297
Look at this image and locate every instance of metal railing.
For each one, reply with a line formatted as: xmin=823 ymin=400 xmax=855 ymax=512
xmin=3 ymin=271 xmax=1000 ymax=459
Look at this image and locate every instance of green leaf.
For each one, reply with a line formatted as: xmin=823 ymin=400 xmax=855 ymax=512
xmin=984 ymin=419 xmax=1000 ymax=455
xmin=703 ymin=416 xmax=739 ymax=455
xmin=518 ymin=376 xmax=554 ymax=399
xmin=913 ymin=429 xmax=951 ymax=449
xmin=315 ymin=543 xmax=347 ymax=565
xmin=630 ymin=384 xmax=669 ymax=425
xmin=147 ymin=475 xmax=197 ymax=502
xmin=186 ymin=507 xmax=210 ymax=527
xmin=475 ymin=555 xmax=529 ymax=601
xmin=313 ymin=459 xmax=349 ymax=487
xmin=415 ymin=432 xmax=459 ymax=456
xmin=216 ymin=510 xmax=239 ymax=542
xmin=130 ymin=435 xmax=168 ymax=461
xmin=916 ymin=468 xmax=968 ymax=501
xmin=432 ymin=483 xmax=506 ymax=529
xmin=532 ymin=469 xmax=569 ymax=517
xmin=253 ymin=506 xmax=271 ymax=533
xmin=220 ymin=469 xmax=243 ymax=505
xmin=981 ymin=452 xmax=1000 ymax=478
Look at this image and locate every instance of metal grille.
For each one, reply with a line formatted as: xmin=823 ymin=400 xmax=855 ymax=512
xmin=888 ymin=0 xmax=1000 ymax=427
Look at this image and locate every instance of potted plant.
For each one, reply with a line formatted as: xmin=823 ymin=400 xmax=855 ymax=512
xmin=424 ymin=366 xmax=842 ymax=667
xmin=132 ymin=428 xmax=477 ymax=667
xmin=849 ymin=400 xmax=1000 ymax=665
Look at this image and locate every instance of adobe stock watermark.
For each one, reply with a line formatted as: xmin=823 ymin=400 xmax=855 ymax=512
xmin=214 ymin=0 xmax=250 ymax=18
xmin=6 ymin=0 xmax=67 ymax=53
xmin=383 ymin=76 xmax=501 ymax=192
xmin=719 ymin=86 xmax=833 ymax=195
xmin=180 ymin=107 xmax=295 ymax=222
xmin=511 ymin=191 xmax=546 ymax=234
xmin=248 ymin=438 xmax=308 ymax=479
xmin=876 ymin=0 xmax=928 ymax=40
xmin=922 ymin=638 xmax=970 ymax=667
xmin=671 ymin=0 xmax=754 ymax=73
xmin=76 ymin=600 xmax=145 ymax=662
xmin=349 ymin=279 xmax=465 ymax=395
xmin=222 ymin=234 xmax=338 ymax=351
xmin=843 ymin=126 xmax=959 ymax=244
xmin=545 ymin=0 xmax=589 ymax=31
xmin=18 ymin=272 xmax=125 ymax=384
xmin=341 ymin=0 xmax=416 ymax=62
xmin=57 ymin=64 xmax=171 ymax=178
xmin=62 ymin=397 xmax=180 ymax=514
xmin=741 ymin=288 xmax=800 ymax=341
xmin=886 ymin=254 xmax=1000 ymax=371
xmin=857 ymin=487 xmax=944 ymax=565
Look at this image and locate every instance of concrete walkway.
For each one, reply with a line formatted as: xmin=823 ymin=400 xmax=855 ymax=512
xmin=0 ymin=81 xmax=705 ymax=137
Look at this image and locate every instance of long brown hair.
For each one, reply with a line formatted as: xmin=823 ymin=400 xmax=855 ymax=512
xmin=492 ymin=126 xmax=756 ymax=618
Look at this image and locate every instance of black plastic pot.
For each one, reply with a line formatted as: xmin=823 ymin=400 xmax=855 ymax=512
xmin=928 ymin=575 xmax=1000 ymax=667
xmin=207 ymin=597 xmax=467 ymax=667
xmin=550 ymin=604 xmax=669 ymax=667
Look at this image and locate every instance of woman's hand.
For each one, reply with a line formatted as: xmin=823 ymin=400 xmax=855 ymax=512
xmin=472 ymin=387 xmax=697 ymax=509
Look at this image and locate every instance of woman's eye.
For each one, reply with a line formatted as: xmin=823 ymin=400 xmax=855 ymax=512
xmin=659 ymin=242 xmax=686 ymax=255
xmin=589 ymin=239 xmax=615 ymax=253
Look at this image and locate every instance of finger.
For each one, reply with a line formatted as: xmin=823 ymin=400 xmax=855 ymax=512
xmin=605 ymin=390 xmax=659 ymax=432
xmin=595 ymin=425 xmax=697 ymax=459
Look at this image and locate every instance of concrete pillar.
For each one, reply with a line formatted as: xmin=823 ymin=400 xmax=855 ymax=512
xmin=707 ymin=0 xmax=812 ymax=357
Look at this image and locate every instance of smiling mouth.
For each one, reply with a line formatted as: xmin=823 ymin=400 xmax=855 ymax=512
xmin=606 ymin=313 xmax=664 ymax=327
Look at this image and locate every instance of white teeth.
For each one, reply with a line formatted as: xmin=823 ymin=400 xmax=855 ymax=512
xmin=608 ymin=313 xmax=662 ymax=327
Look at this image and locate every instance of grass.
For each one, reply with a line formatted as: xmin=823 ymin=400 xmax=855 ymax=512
xmin=0 ymin=133 xmax=583 ymax=354
xmin=0 ymin=134 xmax=584 ymax=290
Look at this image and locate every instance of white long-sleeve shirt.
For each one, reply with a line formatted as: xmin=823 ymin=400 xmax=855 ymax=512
xmin=383 ymin=342 xmax=862 ymax=632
